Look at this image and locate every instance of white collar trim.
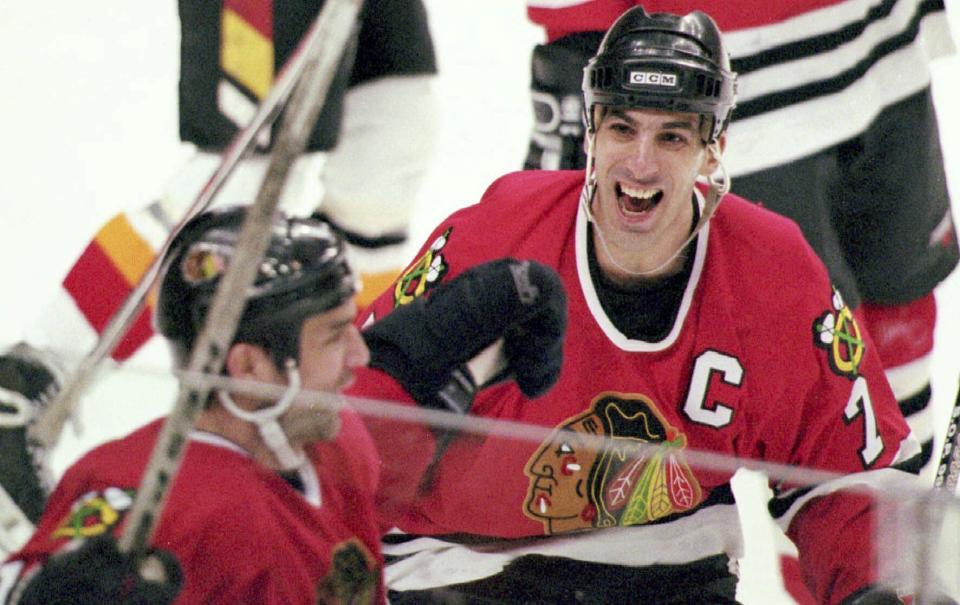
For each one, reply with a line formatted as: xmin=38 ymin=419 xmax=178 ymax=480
xmin=188 ymin=431 xmax=322 ymax=507
xmin=575 ymin=187 xmax=709 ymax=352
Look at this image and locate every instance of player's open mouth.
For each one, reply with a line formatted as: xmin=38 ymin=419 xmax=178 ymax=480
xmin=616 ymin=183 xmax=662 ymax=215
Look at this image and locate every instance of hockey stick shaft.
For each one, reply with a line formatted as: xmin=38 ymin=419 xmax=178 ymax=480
xmin=28 ymin=4 xmax=349 ymax=451
xmin=933 ymin=377 xmax=960 ymax=492
xmin=910 ymin=377 xmax=960 ymax=600
xmin=117 ymin=0 xmax=364 ymax=557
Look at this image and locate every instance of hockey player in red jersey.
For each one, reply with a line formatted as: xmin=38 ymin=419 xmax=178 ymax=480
xmin=523 ymin=0 xmax=960 ymax=487
xmin=0 ymin=206 xmax=568 ymax=604
xmin=0 ymin=0 xmax=438 ymax=534
xmin=0 ymin=208 xmax=385 ymax=604
xmin=349 ymin=7 xmax=926 ymax=604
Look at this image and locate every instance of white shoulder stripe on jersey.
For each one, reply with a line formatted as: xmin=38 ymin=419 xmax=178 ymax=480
xmin=730 ymin=4 xmax=937 ymax=102
xmin=724 ymin=37 xmax=935 ymax=175
xmin=723 ymin=0 xmax=935 ymax=56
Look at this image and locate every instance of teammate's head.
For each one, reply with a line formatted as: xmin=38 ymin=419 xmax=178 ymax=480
xmin=154 ymin=206 xmax=358 ymax=370
xmin=582 ymin=6 xmax=737 ymax=145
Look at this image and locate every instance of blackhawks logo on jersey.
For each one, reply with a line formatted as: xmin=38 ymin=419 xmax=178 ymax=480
xmin=392 ymin=228 xmax=451 ymax=307
xmin=52 ymin=487 xmax=135 ymax=539
xmin=523 ymin=393 xmax=702 ymax=534
xmin=812 ymin=287 xmax=865 ymax=379
xmin=316 ymin=538 xmax=379 ymax=604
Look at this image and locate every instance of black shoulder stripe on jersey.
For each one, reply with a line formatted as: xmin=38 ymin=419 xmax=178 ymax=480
xmin=917 ymin=438 xmax=934 ymax=469
xmin=768 ymin=485 xmax=814 ymax=520
xmin=899 ymin=384 xmax=932 ymax=417
xmin=731 ymin=0 xmax=942 ymax=121
xmin=732 ymin=0 xmax=942 ymax=74
xmin=893 ymin=449 xmax=926 ymax=476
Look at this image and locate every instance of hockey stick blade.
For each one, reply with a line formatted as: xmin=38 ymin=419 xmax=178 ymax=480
xmin=116 ymin=0 xmax=364 ymax=558
xmin=27 ymin=1 xmax=351 ymax=453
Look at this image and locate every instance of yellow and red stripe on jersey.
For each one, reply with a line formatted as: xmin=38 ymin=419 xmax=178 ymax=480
xmin=63 ymin=214 xmax=158 ymax=361
xmin=220 ymin=0 xmax=274 ymax=100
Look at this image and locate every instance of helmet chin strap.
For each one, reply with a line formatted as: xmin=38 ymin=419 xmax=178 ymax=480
xmin=217 ymin=359 xmax=307 ymax=471
xmin=581 ymin=132 xmax=730 ymax=278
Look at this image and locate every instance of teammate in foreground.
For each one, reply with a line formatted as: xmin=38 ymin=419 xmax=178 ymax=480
xmin=0 ymin=208 xmax=382 ymax=604
xmin=0 ymin=206 xmax=567 ymax=604
xmin=0 ymin=0 xmax=438 ymax=532
xmin=523 ymin=0 xmax=959 ymax=482
xmin=350 ymin=7 xmax=925 ymax=604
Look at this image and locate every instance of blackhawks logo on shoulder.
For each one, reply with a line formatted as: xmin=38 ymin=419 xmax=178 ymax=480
xmin=52 ymin=487 xmax=135 ymax=539
xmin=393 ymin=228 xmax=451 ymax=307
xmin=812 ymin=287 xmax=865 ymax=379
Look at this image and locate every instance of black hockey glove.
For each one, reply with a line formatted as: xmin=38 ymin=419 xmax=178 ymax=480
xmin=364 ymin=258 xmax=567 ymax=412
xmin=18 ymin=534 xmax=183 ymax=605
xmin=0 ymin=342 xmax=62 ymax=523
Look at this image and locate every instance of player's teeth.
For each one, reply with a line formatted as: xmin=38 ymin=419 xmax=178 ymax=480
xmin=621 ymin=185 xmax=658 ymax=199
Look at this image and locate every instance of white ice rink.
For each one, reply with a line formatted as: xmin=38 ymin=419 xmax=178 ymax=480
xmin=1 ymin=1 xmax=959 ymax=602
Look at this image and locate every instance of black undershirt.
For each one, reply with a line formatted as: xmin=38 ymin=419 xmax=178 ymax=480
xmin=586 ymin=197 xmax=699 ymax=342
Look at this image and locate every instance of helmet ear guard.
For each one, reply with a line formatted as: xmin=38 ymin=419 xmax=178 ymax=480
xmin=582 ymin=6 xmax=737 ymax=144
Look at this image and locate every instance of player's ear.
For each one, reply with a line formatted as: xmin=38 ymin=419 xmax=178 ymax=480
xmin=700 ymin=133 xmax=726 ymax=177
xmin=714 ymin=133 xmax=726 ymax=155
xmin=224 ymin=343 xmax=275 ymax=382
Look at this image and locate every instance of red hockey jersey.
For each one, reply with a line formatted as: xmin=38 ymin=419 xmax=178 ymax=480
xmin=350 ymin=170 xmax=919 ymax=604
xmin=1 ymin=411 xmax=385 ymax=605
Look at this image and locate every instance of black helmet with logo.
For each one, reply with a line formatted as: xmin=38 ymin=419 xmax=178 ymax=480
xmin=154 ymin=206 xmax=356 ymax=367
xmin=582 ymin=6 xmax=737 ymax=143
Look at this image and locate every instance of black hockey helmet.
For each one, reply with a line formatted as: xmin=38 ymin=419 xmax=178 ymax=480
xmin=582 ymin=6 xmax=737 ymax=143
xmin=154 ymin=206 xmax=357 ymax=367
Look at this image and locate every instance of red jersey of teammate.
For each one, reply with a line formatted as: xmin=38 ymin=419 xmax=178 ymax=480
xmin=5 ymin=411 xmax=384 ymax=604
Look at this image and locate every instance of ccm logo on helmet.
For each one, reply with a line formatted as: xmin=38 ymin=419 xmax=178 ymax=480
xmin=628 ymin=71 xmax=677 ymax=87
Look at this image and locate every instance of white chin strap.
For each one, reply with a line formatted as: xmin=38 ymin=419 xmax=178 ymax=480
xmin=217 ymin=360 xmax=306 ymax=470
xmin=581 ymin=132 xmax=730 ymax=278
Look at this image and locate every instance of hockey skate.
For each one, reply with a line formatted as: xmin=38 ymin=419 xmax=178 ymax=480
xmin=0 ymin=343 xmax=64 ymax=531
